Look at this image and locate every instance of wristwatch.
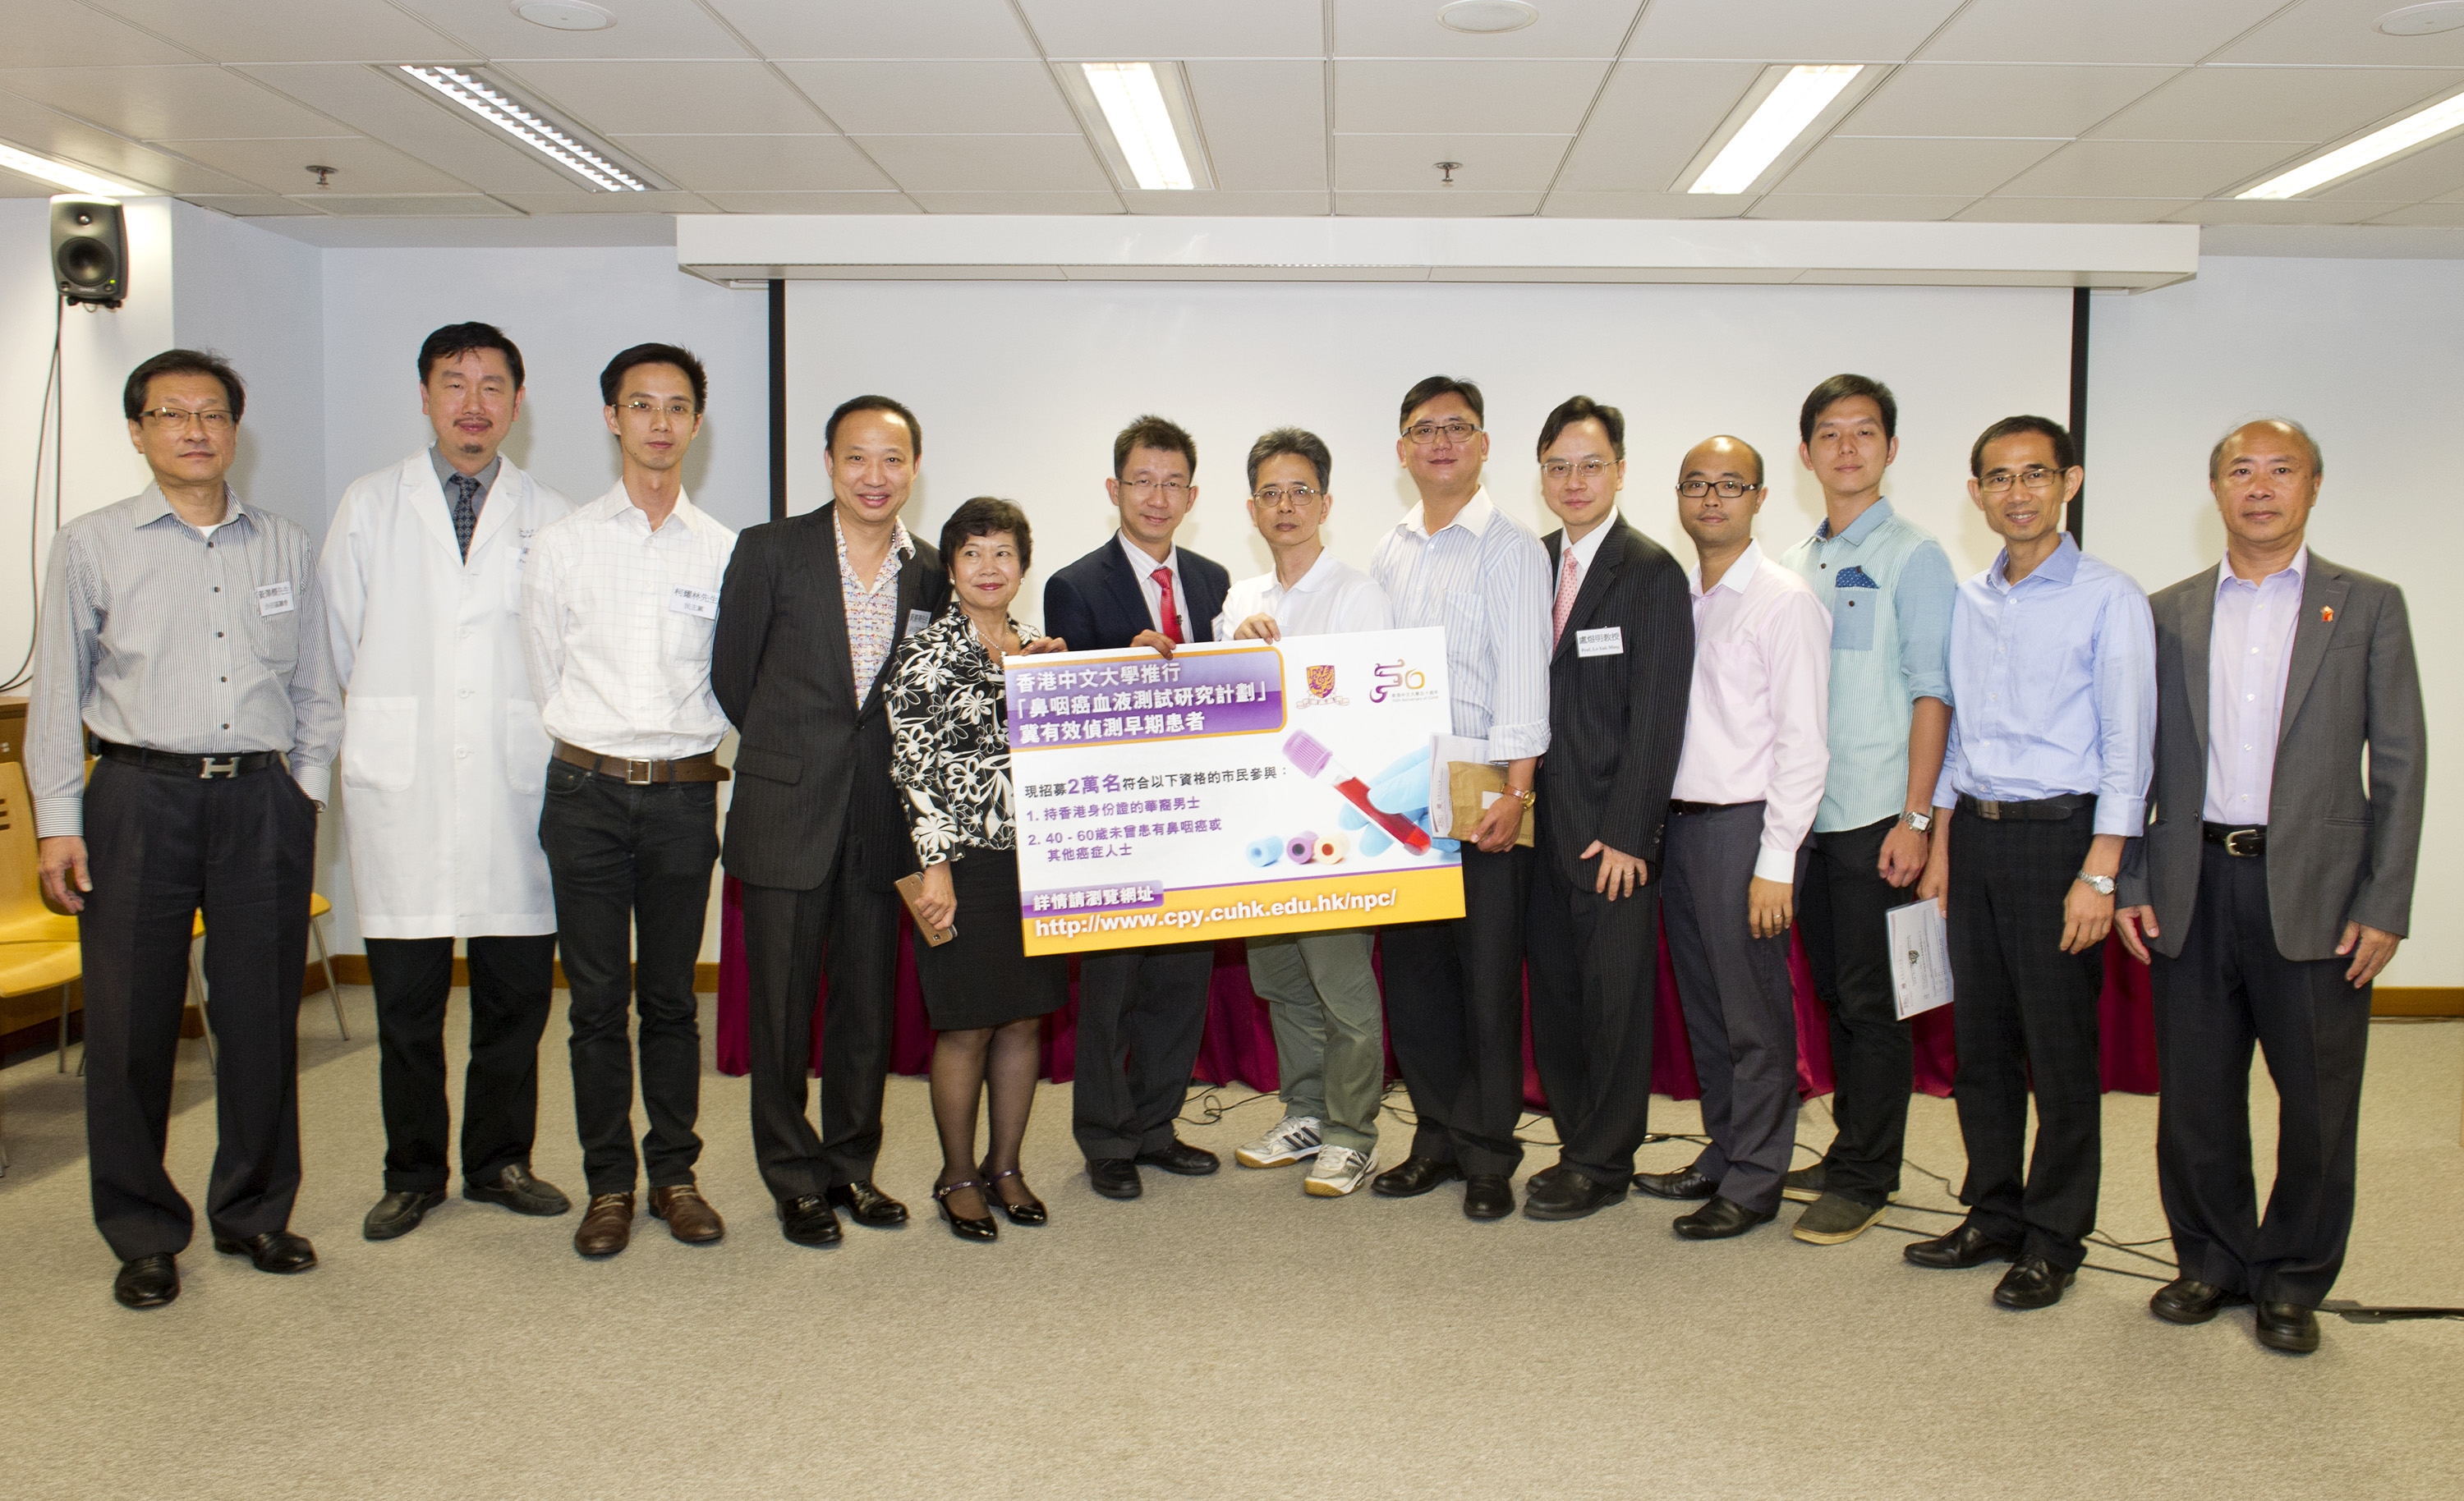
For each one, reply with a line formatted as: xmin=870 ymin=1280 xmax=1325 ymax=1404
xmin=1507 ymin=785 xmax=1536 ymax=809
xmin=2076 ymin=871 xmax=2116 ymax=896
xmin=1899 ymin=809 xmax=1933 ymax=833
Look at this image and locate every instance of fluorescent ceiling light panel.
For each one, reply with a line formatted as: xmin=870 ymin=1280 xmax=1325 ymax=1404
xmin=1688 ymin=65 xmax=1864 ymax=195
xmin=1082 ymin=62 xmax=1197 ymax=190
xmin=0 ymin=140 xmax=139 ymax=196
xmin=398 ymin=65 xmax=647 ymax=191
xmin=2238 ymin=88 xmax=2464 ymax=199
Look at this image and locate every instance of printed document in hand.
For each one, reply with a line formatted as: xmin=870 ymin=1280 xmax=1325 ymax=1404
xmin=1427 ymin=736 xmax=1492 ymax=839
xmin=1886 ymin=899 xmax=1954 ymax=1020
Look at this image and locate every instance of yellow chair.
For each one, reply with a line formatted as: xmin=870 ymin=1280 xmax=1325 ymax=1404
xmin=0 ymin=762 xmax=83 ymax=1079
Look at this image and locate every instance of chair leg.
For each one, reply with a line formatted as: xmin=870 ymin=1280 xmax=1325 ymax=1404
xmin=57 ymin=982 xmax=69 ymax=1074
xmin=189 ymin=942 xmax=217 ymax=1076
xmin=311 ymin=916 xmax=347 ymax=1040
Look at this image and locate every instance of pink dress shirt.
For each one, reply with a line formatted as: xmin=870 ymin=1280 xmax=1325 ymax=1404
xmin=1671 ymin=540 xmax=1834 ymax=883
xmin=2204 ymin=547 xmax=2306 ymax=825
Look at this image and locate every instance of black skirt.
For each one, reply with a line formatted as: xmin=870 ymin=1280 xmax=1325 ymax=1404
xmin=913 ymin=847 xmax=1069 ymax=1031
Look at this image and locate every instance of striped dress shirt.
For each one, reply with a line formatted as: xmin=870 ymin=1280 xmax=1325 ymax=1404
xmin=1369 ymin=487 xmax=1551 ymax=761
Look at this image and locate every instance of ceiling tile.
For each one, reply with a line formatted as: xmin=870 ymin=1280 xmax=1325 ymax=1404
xmin=2312 ymin=131 xmax=2464 ymax=201
xmin=1119 ymin=189 xmax=1331 ymax=213
xmin=1628 ymin=0 xmax=1963 ymax=62
xmin=1919 ymin=0 xmax=2293 ymax=66
xmin=2089 ymin=66 xmax=2464 ymax=144
xmin=775 ymin=61 xmax=1078 ymax=134
xmin=85 ymin=1 xmax=466 ymax=65
xmin=1187 ymin=60 xmax=1327 ymax=191
xmin=1779 ymin=135 xmax=2065 ymax=196
xmin=1335 ymin=59 xmax=1607 ymax=133
xmin=2218 ymin=0 xmax=2464 ymax=67
xmin=0 ymin=66 xmax=343 ymax=140
xmin=1014 ymin=0 xmax=1325 ymax=59
xmin=907 ymin=189 xmax=1124 ymax=212
xmin=1846 ymin=63 xmax=2179 ymax=138
xmin=2369 ymin=202 xmax=2464 ymax=225
xmin=7 ymin=1 xmax=199 ymax=67
xmin=1955 ymin=195 xmax=2199 ymax=223
xmin=1551 ymin=60 xmax=1763 ymax=192
xmin=237 ymin=63 xmax=582 ymax=194
xmin=2172 ymin=196 xmax=2413 ymax=223
xmin=692 ymin=190 xmax=920 ymax=213
xmin=287 ymin=192 xmax=521 ymax=216
xmin=1749 ymin=193 xmax=1975 ymax=220
xmin=1331 ymin=189 xmax=1542 ymax=214
xmin=855 ymin=133 xmax=1112 ymax=191
xmin=706 ymin=0 xmax=1038 ymax=58
xmin=494 ymin=189 xmax=720 ymax=213
xmin=178 ymin=194 xmax=330 ymax=217
xmin=1332 ymin=0 xmax=1643 ymax=59
xmin=164 ymin=135 xmax=479 ymax=195
xmin=1539 ymin=190 xmax=1748 ymax=218
xmin=500 ymin=62 xmax=830 ymax=136
xmin=0 ymin=93 xmax=264 ymax=193
xmin=613 ymin=134 xmax=894 ymax=192
xmin=1997 ymin=138 xmax=2309 ymax=197
xmin=391 ymin=1 xmax=754 ymax=61
xmin=1333 ymin=133 xmax=1571 ymax=191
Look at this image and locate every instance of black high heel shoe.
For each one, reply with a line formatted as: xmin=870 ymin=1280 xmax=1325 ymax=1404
xmin=932 ymin=1178 xmax=999 ymax=1242
xmin=981 ymin=1165 xmax=1047 ymax=1227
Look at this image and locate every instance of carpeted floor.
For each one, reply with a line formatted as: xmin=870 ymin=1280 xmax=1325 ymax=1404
xmin=1 ymin=992 xmax=2457 ymax=1501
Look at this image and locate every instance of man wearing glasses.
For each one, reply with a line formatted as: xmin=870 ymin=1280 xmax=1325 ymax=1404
xmin=523 ymin=344 xmax=736 ymax=1258
xmin=1044 ymin=415 xmax=1231 ymax=1200
xmin=1367 ymin=375 xmax=1551 ymax=1221
xmin=1909 ymin=415 xmax=2153 ymax=1311
xmin=1213 ymin=428 xmax=1394 ymax=1198
xmin=30 ymin=349 xmax=343 ymax=1309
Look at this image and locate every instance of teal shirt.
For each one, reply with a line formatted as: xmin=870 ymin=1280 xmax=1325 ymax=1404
xmin=1777 ymin=498 xmax=1956 ymax=835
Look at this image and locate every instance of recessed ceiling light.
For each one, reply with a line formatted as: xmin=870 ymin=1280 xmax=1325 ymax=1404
xmin=398 ymin=65 xmax=648 ymax=190
xmin=1687 ymin=65 xmax=1865 ymax=195
xmin=1439 ymin=1 xmax=1539 ymax=33
xmin=513 ymin=1 xmax=615 ymax=31
xmin=0 ymin=139 xmax=140 ymax=196
xmin=2377 ymin=2 xmax=2464 ymax=36
xmin=1078 ymin=62 xmax=1204 ymax=190
xmin=2238 ymin=85 xmax=2464 ymax=198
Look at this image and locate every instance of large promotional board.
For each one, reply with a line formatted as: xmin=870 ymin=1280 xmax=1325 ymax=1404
xmin=1005 ymin=627 xmax=1464 ymax=955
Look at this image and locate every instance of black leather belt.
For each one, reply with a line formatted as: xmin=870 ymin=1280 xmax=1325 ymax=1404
xmin=1669 ymin=799 xmax=1750 ymax=816
xmin=96 ymin=741 xmax=283 ymax=779
xmin=1958 ymin=792 xmax=2092 ymax=822
xmin=2202 ymin=822 xmax=2266 ymax=857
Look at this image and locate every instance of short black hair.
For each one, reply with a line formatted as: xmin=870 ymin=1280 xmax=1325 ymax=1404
xmin=1400 ymin=374 xmax=1483 ymax=430
xmin=1799 ymin=374 xmax=1896 ymax=445
xmin=1113 ymin=414 xmax=1196 ymax=481
xmin=1537 ymin=395 xmax=1625 ymax=461
xmin=940 ymin=496 xmax=1033 ymax=572
xmin=825 ymin=394 xmax=922 ymax=461
xmin=600 ymin=342 xmax=707 ymax=411
xmin=418 ymin=322 xmax=525 ymax=388
xmin=2207 ymin=417 xmax=2323 ymax=480
xmin=1970 ymin=415 xmax=2076 ymax=476
xmin=123 ymin=348 xmax=244 ymax=423
xmin=1246 ymin=427 xmax=1331 ymax=492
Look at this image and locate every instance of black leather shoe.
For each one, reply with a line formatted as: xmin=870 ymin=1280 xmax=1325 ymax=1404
xmin=1087 ymin=1158 xmax=1143 ymax=1200
xmin=1523 ymin=1168 xmax=1626 ymax=1221
xmin=983 ymin=1166 xmax=1047 ymax=1227
xmin=1992 ymin=1255 xmax=2075 ymax=1310
xmin=1905 ymin=1222 xmax=2024 ymax=1269
xmin=2150 ymin=1278 xmax=2251 ymax=1325
xmin=212 ymin=1230 xmax=318 ymax=1274
xmin=1463 ymin=1173 xmax=1515 ymax=1220
xmin=825 ymin=1180 xmax=909 ymax=1227
xmin=776 ymin=1194 xmax=844 ymax=1247
xmin=1136 ymin=1139 xmax=1221 ymax=1176
xmin=113 ymin=1254 xmax=179 ymax=1309
xmin=1371 ymin=1156 xmax=1462 ymax=1198
xmin=932 ymin=1179 xmax=1000 ymax=1243
xmin=2256 ymin=1301 xmax=2320 ymax=1354
xmin=1632 ymin=1165 xmax=1719 ymax=1201
xmin=463 ymin=1164 xmax=571 ymax=1217
xmin=1674 ymin=1196 xmax=1775 ymax=1240
xmin=363 ymin=1187 xmax=447 ymax=1242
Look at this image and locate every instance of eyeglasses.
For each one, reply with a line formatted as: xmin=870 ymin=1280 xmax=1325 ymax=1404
xmin=1252 ymin=484 xmax=1321 ymax=508
xmin=139 ymin=407 xmax=234 ymax=432
xmin=1541 ymin=459 xmax=1612 ymax=483
xmin=1677 ymin=480 xmax=1761 ymax=499
xmin=620 ymin=399 xmax=697 ymax=419
xmin=1403 ymin=419 xmax=1482 ymax=446
xmin=1119 ymin=478 xmax=1190 ymax=499
xmin=1977 ymin=466 xmax=2065 ymax=494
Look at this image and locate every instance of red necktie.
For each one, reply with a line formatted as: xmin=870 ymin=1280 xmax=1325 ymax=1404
xmin=1152 ymin=566 xmax=1184 ymax=644
xmin=1551 ymin=546 xmax=1579 ymax=648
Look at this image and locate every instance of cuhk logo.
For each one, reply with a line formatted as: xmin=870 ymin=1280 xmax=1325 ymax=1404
xmin=1306 ymin=664 xmax=1336 ymax=699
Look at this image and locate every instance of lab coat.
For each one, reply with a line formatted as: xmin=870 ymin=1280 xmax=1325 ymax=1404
xmin=319 ymin=451 xmax=575 ymax=938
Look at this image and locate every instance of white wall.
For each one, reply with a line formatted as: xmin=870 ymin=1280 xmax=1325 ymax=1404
xmin=170 ymin=201 xmax=326 ymax=538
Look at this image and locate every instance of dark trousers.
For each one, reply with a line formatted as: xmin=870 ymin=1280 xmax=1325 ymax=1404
xmin=738 ymin=849 xmax=903 ymax=1202
xmin=1795 ymin=815 xmax=1912 ymax=1205
xmin=79 ymin=757 xmax=315 ymax=1260
xmin=363 ymin=933 xmax=557 ymax=1192
xmin=1072 ymin=941 xmax=1214 ymax=1161
xmin=537 ymin=762 xmax=716 ymax=1196
xmin=1382 ymin=843 xmax=1534 ymax=1178
xmin=1947 ymin=810 xmax=2105 ymax=1269
xmin=1664 ymin=803 xmax=1803 ymax=1215
xmin=1525 ymin=844 xmax=1658 ymax=1186
xmin=2151 ymin=842 xmax=2371 ymax=1307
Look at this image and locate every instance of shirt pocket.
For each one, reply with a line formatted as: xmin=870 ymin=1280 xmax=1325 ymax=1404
xmin=1830 ymin=583 xmax=1877 ymax=652
xmin=342 ymin=695 xmax=419 ymax=792
xmin=242 ymin=582 xmax=303 ymax=673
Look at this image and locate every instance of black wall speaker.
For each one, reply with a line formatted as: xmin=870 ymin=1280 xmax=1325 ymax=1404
xmin=52 ymin=195 xmax=127 ymax=308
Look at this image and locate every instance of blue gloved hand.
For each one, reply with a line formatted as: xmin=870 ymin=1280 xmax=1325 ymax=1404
xmin=1335 ymin=746 xmax=1458 ymax=855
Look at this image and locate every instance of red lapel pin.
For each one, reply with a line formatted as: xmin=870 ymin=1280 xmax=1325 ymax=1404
xmin=2321 ymin=605 xmax=2335 ymax=622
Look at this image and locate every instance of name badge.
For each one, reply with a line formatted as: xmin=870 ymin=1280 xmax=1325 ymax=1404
xmin=1576 ymin=626 xmax=1623 ymax=658
xmin=907 ymin=608 xmax=932 ymax=636
xmin=255 ymin=581 xmax=296 ymax=617
xmin=669 ymin=585 xmax=719 ymax=620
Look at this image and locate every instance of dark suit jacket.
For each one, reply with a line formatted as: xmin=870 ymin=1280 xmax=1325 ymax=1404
xmin=1533 ymin=515 xmax=1694 ymax=888
xmin=2117 ymin=551 xmax=2423 ymax=961
xmin=713 ymin=503 xmax=949 ymax=892
xmin=1043 ymin=535 xmax=1230 ymax=653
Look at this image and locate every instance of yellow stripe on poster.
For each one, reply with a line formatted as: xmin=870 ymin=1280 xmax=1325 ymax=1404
xmin=1019 ymin=867 xmax=1465 ymax=955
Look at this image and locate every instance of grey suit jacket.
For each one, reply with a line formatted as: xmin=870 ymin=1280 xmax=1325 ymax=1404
xmin=2117 ymin=551 xmax=2423 ymax=962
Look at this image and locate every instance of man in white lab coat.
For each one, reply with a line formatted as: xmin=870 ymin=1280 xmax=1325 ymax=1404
xmin=319 ymin=323 xmax=575 ymax=1242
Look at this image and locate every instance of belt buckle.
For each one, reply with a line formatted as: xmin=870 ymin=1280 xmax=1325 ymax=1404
xmin=624 ymin=758 xmax=654 ymax=786
xmin=199 ymin=755 xmax=240 ymax=779
xmin=2225 ymin=828 xmax=2262 ymax=858
xmin=1975 ymin=800 xmax=2003 ymax=821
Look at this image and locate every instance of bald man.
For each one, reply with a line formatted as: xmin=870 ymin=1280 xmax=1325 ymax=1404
xmin=2116 ymin=419 xmax=2422 ymax=1355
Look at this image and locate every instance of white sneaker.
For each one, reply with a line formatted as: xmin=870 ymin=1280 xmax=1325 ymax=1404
xmin=1235 ymin=1114 xmax=1323 ymax=1168
xmin=1305 ymin=1145 xmax=1377 ymax=1196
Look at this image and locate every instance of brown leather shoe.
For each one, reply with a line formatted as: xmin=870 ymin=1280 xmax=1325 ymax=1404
xmin=650 ymin=1184 xmax=725 ymax=1245
xmin=574 ymin=1193 xmax=635 ymax=1258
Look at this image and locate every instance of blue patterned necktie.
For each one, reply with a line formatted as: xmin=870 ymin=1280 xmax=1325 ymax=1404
xmin=448 ymin=472 xmax=480 ymax=560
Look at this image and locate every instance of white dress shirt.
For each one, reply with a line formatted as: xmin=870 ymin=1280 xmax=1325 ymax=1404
xmin=1671 ymin=541 xmax=1833 ymax=882
xmin=1213 ymin=549 xmax=1393 ymax=640
xmin=522 ymin=484 xmax=738 ymax=760
xmin=2204 ymin=547 xmax=2307 ymax=825
xmin=1369 ymin=486 xmax=1552 ymax=760
xmin=1117 ymin=531 xmax=1188 ymax=636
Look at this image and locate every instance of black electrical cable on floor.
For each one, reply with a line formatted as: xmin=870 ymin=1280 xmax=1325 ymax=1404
xmin=1 ymin=296 xmax=66 ymax=694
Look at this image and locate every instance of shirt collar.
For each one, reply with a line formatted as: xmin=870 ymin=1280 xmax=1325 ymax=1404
xmin=1993 ymin=531 xmax=2082 ymax=592
xmin=835 ymin=507 xmax=914 ymax=569
xmin=1280 ymin=549 xmax=1342 ymax=597
xmin=2217 ymin=544 xmax=2309 ymax=593
xmin=1689 ymin=538 xmax=1765 ymax=599
xmin=1118 ymin=530 xmax=1179 ymax=578
xmin=1814 ymin=495 xmax=1892 ymax=546
xmin=132 ymin=482 xmax=246 ymax=532
xmin=592 ymin=482 xmax=700 ymax=533
xmin=1402 ymin=485 xmax=1496 ymax=542
xmin=1565 ymin=512 xmax=1618 ymax=571
xmin=429 ymin=446 xmax=503 ymax=498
